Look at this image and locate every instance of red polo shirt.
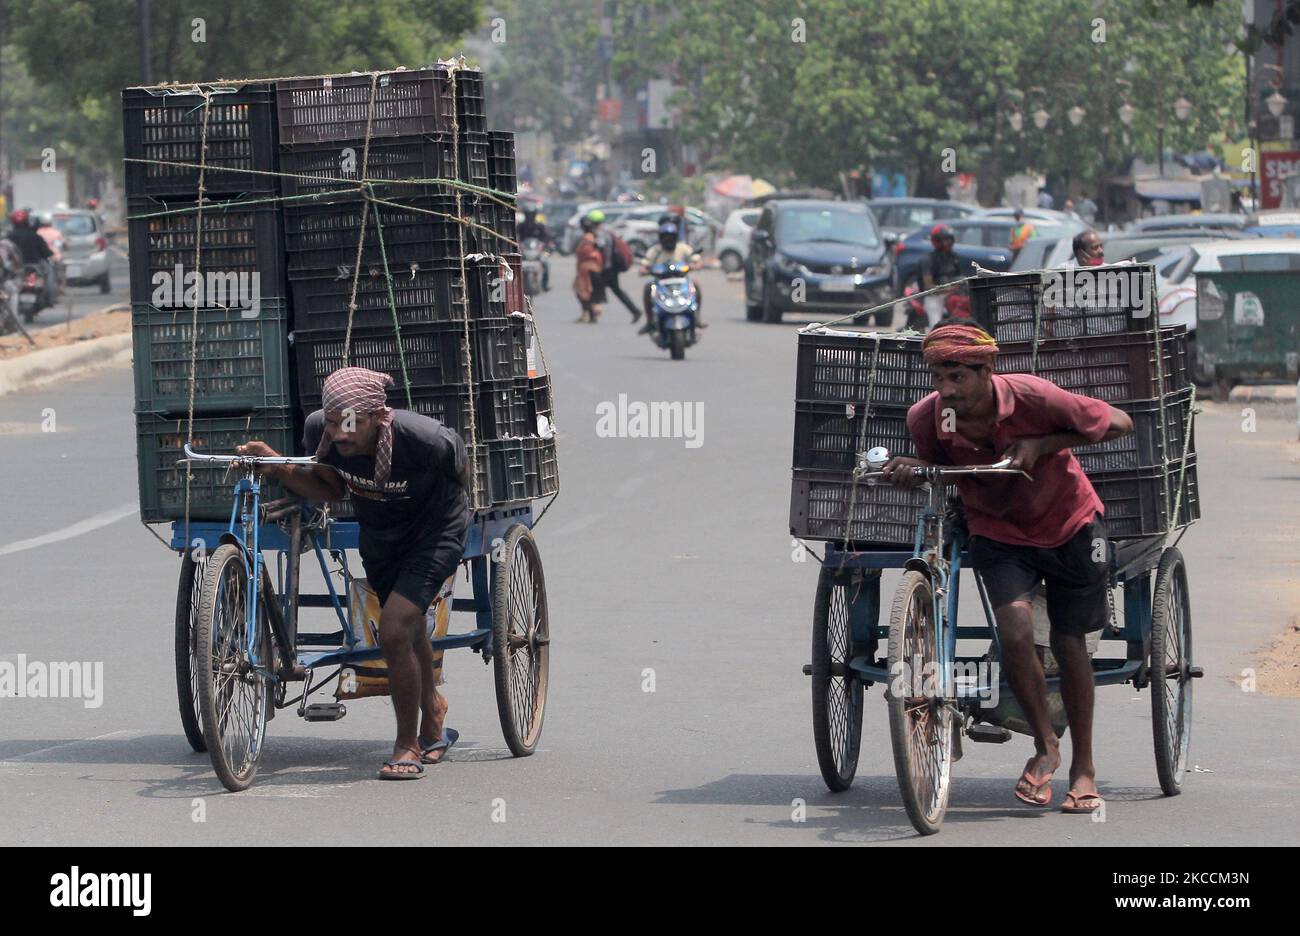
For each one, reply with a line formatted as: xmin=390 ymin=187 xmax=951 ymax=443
xmin=906 ymin=373 xmax=1110 ymax=548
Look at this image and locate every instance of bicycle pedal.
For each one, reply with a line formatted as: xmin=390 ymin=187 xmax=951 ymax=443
xmin=966 ymin=723 xmax=1012 ymax=744
xmin=302 ymin=702 xmax=347 ymax=722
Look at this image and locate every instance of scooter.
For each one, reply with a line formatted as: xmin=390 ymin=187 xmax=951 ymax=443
xmin=646 ymin=261 xmax=699 ymax=361
xmin=521 ymin=237 xmax=545 ymax=297
xmin=19 ymin=262 xmax=57 ymax=323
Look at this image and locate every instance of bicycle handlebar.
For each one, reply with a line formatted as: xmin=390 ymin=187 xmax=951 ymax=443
xmin=182 ymin=443 xmax=321 ymax=467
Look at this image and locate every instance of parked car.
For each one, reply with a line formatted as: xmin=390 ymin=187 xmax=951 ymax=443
xmin=715 ymin=208 xmax=761 ymax=273
xmin=865 ymin=197 xmax=979 ymax=247
xmin=49 ymin=209 xmax=111 ymax=293
xmin=744 ymin=199 xmax=892 ymax=324
xmin=1129 ymin=212 xmax=1249 ymax=234
xmin=894 ymin=218 xmax=1024 ymax=293
xmin=977 ymin=206 xmax=1080 ymax=226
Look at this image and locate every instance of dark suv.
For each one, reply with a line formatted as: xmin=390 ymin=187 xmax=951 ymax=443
xmin=744 ymin=200 xmax=893 ymax=324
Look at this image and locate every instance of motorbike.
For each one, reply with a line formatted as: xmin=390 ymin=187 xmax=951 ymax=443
xmin=645 ymin=261 xmax=699 ymax=361
xmin=521 ymin=237 xmax=545 ymax=297
xmin=19 ymin=261 xmax=57 ymax=323
xmin=0 ymin=239 xmax=32 ymax=340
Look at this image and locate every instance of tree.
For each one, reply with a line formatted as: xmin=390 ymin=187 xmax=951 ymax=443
xmin=4 ymin=0 xmax=484 ymax=178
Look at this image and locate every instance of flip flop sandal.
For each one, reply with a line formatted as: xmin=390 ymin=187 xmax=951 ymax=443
xmin=1060 ymin=791 xmax=1103 ymax=814
xmin=1014 ymin=769 xmax=1054 ymax=807
xmin=419 ymin=728 xmax=460 ymax=765
xmin=377 ymin=756 xmax=425 ymax=781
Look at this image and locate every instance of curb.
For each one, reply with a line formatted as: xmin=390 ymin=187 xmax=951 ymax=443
xmin=1228 ymin=383 xmax=1299 ymax=403
xmin=0 ymin=333 xmax=133 ymax=397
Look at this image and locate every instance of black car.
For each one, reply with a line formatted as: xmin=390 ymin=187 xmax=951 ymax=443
xmin=744 ymin=200 xmax=893 ymax=324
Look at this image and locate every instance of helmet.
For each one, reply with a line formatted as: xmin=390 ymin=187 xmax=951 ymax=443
xmin=586 ymin=209 xmax=605 ymax=224
xmin=929 ymin=223 xmax=954 ymax=245
xmin=658 ymin=222 xmax=679 ymax=236
xmin=9 ymin=209 xmax=30 ymax=226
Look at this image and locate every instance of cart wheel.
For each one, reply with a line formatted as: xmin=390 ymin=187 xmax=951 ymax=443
xmin=174 ymin=551 xmax=206 ymax=753
xmin=886 ymin=571 xmax=953 ymax=835
xmin=1150 ymin=547 xmax=1193 ymax=796
xmin=195 ymin=544 xmax=271 ymax=791
xmin=811 ymin=566 xmax=863 ymax=792
xmin=491 ymin=524 xmax=550 ymax=756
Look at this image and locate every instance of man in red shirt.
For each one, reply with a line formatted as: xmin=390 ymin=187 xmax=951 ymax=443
xmin=883 ymin=323 xmax=1134 ymax=814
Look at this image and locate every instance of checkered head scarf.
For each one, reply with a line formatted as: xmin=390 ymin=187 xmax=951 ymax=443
xmin=922 ymin=323 xmax=999 ymax=367
xmin=317 ymin=366 xmax=396 ymax=485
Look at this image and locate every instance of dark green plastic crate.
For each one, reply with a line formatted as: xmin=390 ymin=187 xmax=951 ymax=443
xmin=132 ymin=299 xmax=291 ymax=413
xmin=137 ymin=410 xmax=294 ymax=523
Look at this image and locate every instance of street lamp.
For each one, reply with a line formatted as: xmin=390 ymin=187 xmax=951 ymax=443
xmin=1033 ymin=108 xmax=1050 ymax=130
xmin=1174 ymin=97 xmax=1193 ymax=122
xmin=1008 ymin=110 xmax=1023 ymax=132
xmin=1068 ymin=106 xmax=1085 ymax=127
xmin=1118 ymin=103 xmax=1135 ymax=126
xmin=1267 ymin=91 xmax=1288 ymax=118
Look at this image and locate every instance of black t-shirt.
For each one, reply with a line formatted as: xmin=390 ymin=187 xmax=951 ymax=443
xmin=303 ymin=409 xmax=471 ymax=582
xmin=929 ymin=249 xmax=963 ymax=285
xmin=9 ymin=227 xmax=52 ymax=264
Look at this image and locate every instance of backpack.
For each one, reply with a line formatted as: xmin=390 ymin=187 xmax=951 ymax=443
xmin=611 ymin=235 xmax=633 ymax=273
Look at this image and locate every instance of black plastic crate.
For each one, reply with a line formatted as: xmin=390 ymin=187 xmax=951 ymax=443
xmin=1074 ymin=388 xmax=1196 ymax=474
xmin=795 ymin=330 xmax=932 ymax=408
xmin=127 ymin=194 xmax=287 ymax=305
xmin=292 ymin=319 xmax=525 ymax=401
xmin=465 ymin=254 xmax=520 ymax=318
xmin=528 ymin=374 xmax=553 ymax=431
xmin=457 ymin=131 xmax=491 ymax=186
xmin=493 ymin=202 xmax=518 ymax=244
xmin=123 ymin=84 xmax=280 ymax=197
xmin=488 ymin=130 xmax=516 ymax=192
xmin=287 ymin=258 xmax=467 ymax=329
xmin=473 ymin=317 xmax=530 ymax=381
xmin=137 ymin=410 xmax=294 ymax=523
xmin=283 ymin=198 xmax=461 ymax=276
xmin=524 ymin=435 xmax=559 ymax=498
xmin=275 ymin=69 xmax=455 ymax=145
xmin=790 ymin=468 xmax=936 ymax=549
xmin=132 ymin=299 xmax=291 ymax=413
xmin=968 ymin=265 xmax=1157 ymax=343
xmin=996 ymin=328 xmax=1189 ymax=403
xmin=279 ymin=133 xmax=457 ymax=204
xmin=453 ymin=69 xmax=486 ymax=133
xmin=1089 ymin=455 xmax=1200 ymax=539
xmin=792 ymin=400 xmax=914 ymax=473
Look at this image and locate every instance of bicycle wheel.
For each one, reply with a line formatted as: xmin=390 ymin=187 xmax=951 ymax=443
xmin=811 ymin=567 xmax=863 ymax=792
xmin=195 ymin=543 xmax=271 ymax=791
xmin=174 ymin=551 xmax=206 ymax=753
xmin=886 ymin=570 xmax=953 ymax=835
xmin=491 ymin=524 xmax=550 ymax=756
xmin=1150 ymin=547 xmax=1193 ymax=796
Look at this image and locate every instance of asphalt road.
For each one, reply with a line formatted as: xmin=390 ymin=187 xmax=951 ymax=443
xmin=1 ymin=255 xmax=1297 ymax=846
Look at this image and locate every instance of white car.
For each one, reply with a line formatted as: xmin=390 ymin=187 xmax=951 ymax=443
xmin=560 ymin=201 xmax=637 ymax=254
xmin=715 ymin=208 xmax=761 ymax=273
xmin=609 ymin=205 xmax=720 ymax=256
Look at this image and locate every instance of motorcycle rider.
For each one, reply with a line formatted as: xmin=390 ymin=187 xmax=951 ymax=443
xmin=919 ymin=223 xmax=964 ymax=329
xmin=638 ymin=222 xmax=704 ymax=338
xmin=518 ymin=206 xmax=550 ymax=291
xmin=6 ymin=210 xmax=57 ymax=307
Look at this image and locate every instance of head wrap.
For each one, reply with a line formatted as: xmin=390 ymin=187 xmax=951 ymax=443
xmin=922 ymin=323 xmax=999 ymax=366
xmin=317 ymin=366 xmax=397 ymax=485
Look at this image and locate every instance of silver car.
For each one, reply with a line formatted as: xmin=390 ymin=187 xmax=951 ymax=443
xmin=50 ymin=209 xmax=111 ymax=292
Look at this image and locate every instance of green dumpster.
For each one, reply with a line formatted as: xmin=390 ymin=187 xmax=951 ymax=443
xmin=1193 ymin=243 xmax=1300 ymax=401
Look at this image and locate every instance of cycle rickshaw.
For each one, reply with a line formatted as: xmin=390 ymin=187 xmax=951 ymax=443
xmin=171 ymin=446 xmax=549 ymax=792
xmin=806 ymin=448 xmax=1200 ymax=836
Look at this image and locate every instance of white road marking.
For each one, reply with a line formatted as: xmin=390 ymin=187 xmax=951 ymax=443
xmin=0 ymin=502 xmax=137 ymax=557
xmin=0 ymin=729 xmax=145 ymax=763
xmin=550 ymin=512 xmax=606 ymax=537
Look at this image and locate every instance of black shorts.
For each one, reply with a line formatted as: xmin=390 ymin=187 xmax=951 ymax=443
xmin=968 ymin=514 xmax=1110 ymax=635
xmin=363 ymin=543 xmax=449 ymax=614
